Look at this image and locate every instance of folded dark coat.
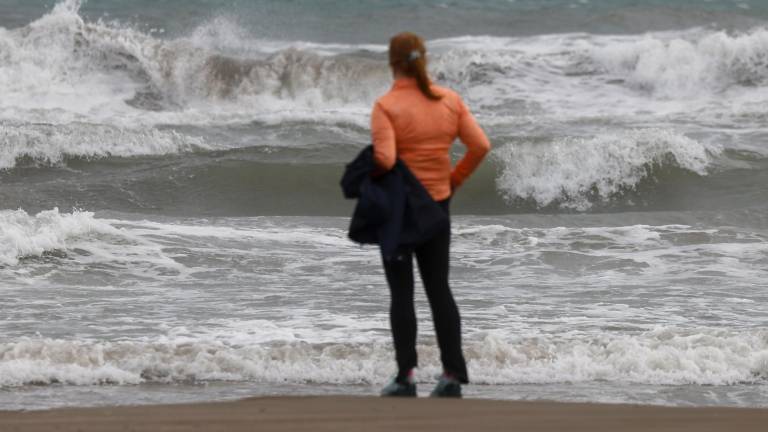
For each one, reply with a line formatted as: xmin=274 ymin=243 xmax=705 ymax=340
xmin=341 ymin=145 xmax=449 ymax=259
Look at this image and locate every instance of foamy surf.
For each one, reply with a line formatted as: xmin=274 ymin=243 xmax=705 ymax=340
xmin=1 ymin=327 xmax=766 ymax=387
xmin=0 ymin=209 xmax=766 ymax=406
xmin=0 ymin=209 xmax=183 ymax=275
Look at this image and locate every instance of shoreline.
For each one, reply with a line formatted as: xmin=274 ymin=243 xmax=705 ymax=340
xmin=2 ymin=396 xmax=768 ymax=432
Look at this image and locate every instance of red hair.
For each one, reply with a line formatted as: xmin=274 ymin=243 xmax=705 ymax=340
xmin=389 ymin=32 xmax=442 ymax=101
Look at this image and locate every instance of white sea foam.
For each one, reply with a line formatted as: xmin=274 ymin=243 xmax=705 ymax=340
xmin=0 ymin=1 xmax=146 ymax=121
xmin=0 ymin=123 xmax=207 ymax=169
xmin=122 ymin=219 xmax=350 ymax=248
xmin=1 ymin=327 xmax=765 ymax=387
xmin=0 ymin=1 xmax=387 ymax=126
xmin=2 ymin=212 xmax=767 ymax=393
xmin=4 ymin=209 xmax=764 ymax=293
xmin=0 ymin=208 xmax=111 ymax=266
xmin=0 ymin=209 xmax=352 ymax=266
xmin=468 ymin=328 xmax=768 ymax=386
xmin=0 ymin=209 xmax=366 ymax=289
xmin=5 ymin=2 xmax=768 ymax=126
xmin=494 ymin=129 xmax=721 ymax=210
xmin=583 ymin=28 xmax=768 ymax=98
xmin=0 ymin=209 xmax=183 ymax=275
xmin=446 ymin=220 xmax=766 ymax=291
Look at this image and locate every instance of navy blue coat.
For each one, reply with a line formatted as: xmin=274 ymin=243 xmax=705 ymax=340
xmin=341 ymin=145 xmax=449 ymax=259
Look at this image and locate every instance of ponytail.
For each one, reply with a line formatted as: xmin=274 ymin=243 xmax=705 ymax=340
xmin=389 ymin=32 xmax=442 ymax=101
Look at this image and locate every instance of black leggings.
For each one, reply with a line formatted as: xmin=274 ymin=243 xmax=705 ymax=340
xmin=382 ymin=201 xmax=469 ymax=384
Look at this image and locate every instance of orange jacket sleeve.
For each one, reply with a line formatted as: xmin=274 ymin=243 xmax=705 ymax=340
xmin=451 ymin=96 xmax=491 ymax=190
xmin=371 ymin=101 xmax=396 ymax=171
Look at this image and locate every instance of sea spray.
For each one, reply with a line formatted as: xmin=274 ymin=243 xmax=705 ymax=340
xmin=583 ymin=28 xmax=768 ymax=97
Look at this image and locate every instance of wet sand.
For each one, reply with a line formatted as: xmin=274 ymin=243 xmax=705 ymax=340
xmin=2 ymin=396 xmax=768 ymax=432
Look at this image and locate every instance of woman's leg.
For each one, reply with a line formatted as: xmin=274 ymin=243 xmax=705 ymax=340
xmin=415 ymin=221 xmax=469 ymax=384
xmin=382 ymin=252 xmax=418 ymax=380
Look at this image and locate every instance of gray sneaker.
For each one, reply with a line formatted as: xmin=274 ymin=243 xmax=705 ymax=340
xmin=429 ymin=375 xmax=462 ymax=398
xmin=380 ymin=377 xmax=417 ymax=397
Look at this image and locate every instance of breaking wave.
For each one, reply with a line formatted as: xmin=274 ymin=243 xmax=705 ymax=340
xmin=1 ymin=328 xmax=766 ymax=387
xmin=579 ymin=28 xmax=768 ymax=97
xmin=0 ymin=123 xmax=207 ymax=170
xmin=0 ymin=0 xmax=390 ymax=118
xmin=5 ymin=1 xmax=768 ymax=121
xmin=0 ymin=208 xmax=180 ymax=273
xmin=494 ymin=129 xmax=721 ymax=210
xmin=0 ymin=208 xmax=111 ymax=266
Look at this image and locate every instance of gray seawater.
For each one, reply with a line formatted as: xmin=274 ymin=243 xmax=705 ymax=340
xmin=1 ymin=0 xmax=768 ymax=410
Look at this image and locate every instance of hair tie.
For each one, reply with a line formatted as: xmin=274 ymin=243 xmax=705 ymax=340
xmin=408 ymin=50 xmax=421 ymax=62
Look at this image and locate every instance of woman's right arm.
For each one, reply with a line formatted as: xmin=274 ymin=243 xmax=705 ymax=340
xmin=451 ymin=96 xmax=491 ymax=191
xmin=371 ymin=101 xmax=396 ymax=173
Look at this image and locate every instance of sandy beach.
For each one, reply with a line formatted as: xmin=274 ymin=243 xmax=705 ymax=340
xmin=2 ymin=396 xmax=767 ymax=432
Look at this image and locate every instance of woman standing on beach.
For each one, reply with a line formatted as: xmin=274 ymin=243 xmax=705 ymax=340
xmin=372 ymin=32 xmax=491 ymax=397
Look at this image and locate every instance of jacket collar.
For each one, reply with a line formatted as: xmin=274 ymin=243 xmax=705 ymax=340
xmin=392 ymin=77 xmax=418 ymax=89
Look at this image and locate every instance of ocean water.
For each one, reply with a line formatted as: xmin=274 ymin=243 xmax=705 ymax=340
xmin=1 ymin=0 xmax=768 ymax=410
